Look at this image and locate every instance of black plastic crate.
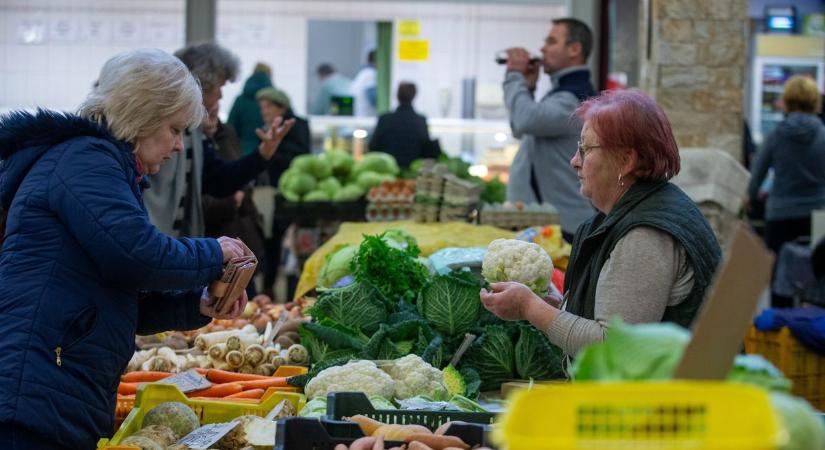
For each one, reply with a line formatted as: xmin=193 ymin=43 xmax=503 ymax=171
xmin=274 ymin=417 xmax=495 ymax=450
xmin=326 ymin=392 xmax=497 ymax=431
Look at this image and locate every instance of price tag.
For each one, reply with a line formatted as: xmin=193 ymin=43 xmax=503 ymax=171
xmin=176 ymin=421 xmax=240 ymax=449
xmin=155 ymin=369 xmax=212 ymax=393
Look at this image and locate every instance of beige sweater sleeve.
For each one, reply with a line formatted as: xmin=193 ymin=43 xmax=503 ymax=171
xmin=546 ymin=226 xmax=694 ymax=356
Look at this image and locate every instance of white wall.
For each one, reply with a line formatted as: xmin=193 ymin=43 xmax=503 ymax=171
xmin=0 ymin=0 xmax=566 ymax=119
xmin=0 ymin=0 xmax=185 ymax=113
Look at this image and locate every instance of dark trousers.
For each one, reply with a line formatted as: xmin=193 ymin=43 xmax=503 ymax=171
xmin=0 ymin=423 xmax=73 ymax=450
xmin=765 ymin=216 xmax=811 ymax=307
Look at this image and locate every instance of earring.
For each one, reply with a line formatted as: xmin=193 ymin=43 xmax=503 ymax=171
xmin=618 ymin=174 xmax=624 ymax=187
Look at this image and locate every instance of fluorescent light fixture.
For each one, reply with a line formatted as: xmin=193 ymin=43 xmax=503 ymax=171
xmin=469 ymin=164 xmax=489 ymax=177
xmin=353 ymin=129 xmax=368 ymax=139
xmin=494 ymin=132 xmax=508 ymax=143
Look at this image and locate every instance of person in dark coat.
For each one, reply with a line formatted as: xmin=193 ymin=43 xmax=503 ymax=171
xmin=254 ymin=87 xmax=311 ymax=298
xmin=0 ymin=49 xmax=250 ymax=450
xmin=369 ymin=82 xmax=439 ymax=168
xmin=228 ymin=63 xmax=274 ymax=155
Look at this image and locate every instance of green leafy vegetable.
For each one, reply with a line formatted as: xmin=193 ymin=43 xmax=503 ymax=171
xmin=298 ymin=397 xmax=327 ymax=417
xmin=459 ymin=325 xmax=515 ymax=391
xmin=514 ymin=323 xmax=565 ymax=380
xmin=460 ymin=367 xmax=482 ymax=399
xmin=570 ymin=318 xmax=690 ymax=381
xmin=417 ymin=273 xmax=482 ymax=337
xmin=317 ymin=245 xmax=358 ymax=288
xmin=352 ymin=233 xmax=430 ymax=303
xmin=728 ymin=354 xmax=792 ymax=392
xmin=307 ymin=280 xmax=389 ymax=333
xmin=448 ymin=394 xmax=488 ymax=412
xmin=298 ymin=320 xmax=366 ymax=364
xmin=770 ymin=392 xmax=825 ymax=450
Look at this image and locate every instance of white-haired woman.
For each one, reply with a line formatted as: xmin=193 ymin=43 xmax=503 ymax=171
xmin=0 ymin=49 xmax=249 ymax=449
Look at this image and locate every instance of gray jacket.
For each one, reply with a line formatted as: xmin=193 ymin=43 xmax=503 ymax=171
xmin=748 ymin=112 xmax=825 ymax=221
xmin=503 ymin=67 xmax=595 ymax=234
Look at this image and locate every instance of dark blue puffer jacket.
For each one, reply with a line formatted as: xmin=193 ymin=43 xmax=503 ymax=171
xmin=0 ymin=111 xmax=224 ymax=449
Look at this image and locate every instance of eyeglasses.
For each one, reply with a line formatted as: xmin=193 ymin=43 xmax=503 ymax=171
xmin=577 ymin=141 xmax=602 ymax=161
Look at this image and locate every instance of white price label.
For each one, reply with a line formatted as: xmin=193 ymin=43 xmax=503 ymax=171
xmin=155 ymin=369 xmax=212 ymax=393
xmin=176 ymin=421 xmax=240 ymax=449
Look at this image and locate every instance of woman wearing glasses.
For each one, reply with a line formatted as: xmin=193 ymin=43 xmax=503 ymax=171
xmin=481 ymin=89 xmax=721 ymax=357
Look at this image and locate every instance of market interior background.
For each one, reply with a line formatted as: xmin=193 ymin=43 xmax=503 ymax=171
xmin=1 ymin=0 xmax=824 ymax=298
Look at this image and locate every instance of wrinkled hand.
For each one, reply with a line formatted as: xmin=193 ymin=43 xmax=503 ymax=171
xmin=255 ymin=116 xmax=296 ymax=160
xmin=200 ymin=288 xmax=248 ymax=319
xmin=479 ymin=281 xmax=540 ymax=321
xmin=505 ymin=47 xmax=531 ymax=75
xmin=217 ymin=236 xmax=248 ymax=263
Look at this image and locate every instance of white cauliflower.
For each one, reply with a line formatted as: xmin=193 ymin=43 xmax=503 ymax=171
xmin=304 ymin=360 xmax=395 ymax=399
xmin=381 ymin=354 xmax=446 ymax=400
xmin=482 ymin=238 xmax=554 ymax=295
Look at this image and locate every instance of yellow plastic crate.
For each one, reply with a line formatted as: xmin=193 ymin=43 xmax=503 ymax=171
xmin=494 ymin=382 xmax=780 ymax=450
xmin=745 ymin=326 xmax=825 ymax=410
xmin=112 ymin=365 xmax=307 ymax=431
xmin=98 ymin=382 xmax=306 ymax=449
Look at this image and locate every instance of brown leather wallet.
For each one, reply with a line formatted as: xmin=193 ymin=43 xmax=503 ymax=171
xmin=208 ymin=255 xmax=257 ymax=315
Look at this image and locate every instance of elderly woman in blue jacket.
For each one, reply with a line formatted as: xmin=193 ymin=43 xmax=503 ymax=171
xmin=0 ymin=49 xmax=251 ymax=449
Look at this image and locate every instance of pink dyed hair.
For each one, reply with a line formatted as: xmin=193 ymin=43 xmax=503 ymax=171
xmin=575 ymin=89 xmax=680 ymax=181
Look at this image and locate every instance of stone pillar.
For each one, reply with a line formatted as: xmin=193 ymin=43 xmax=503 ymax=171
xmin=640 ymin=0 xmax=748 ymax=160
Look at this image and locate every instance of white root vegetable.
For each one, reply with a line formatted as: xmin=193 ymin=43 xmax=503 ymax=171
xmin=240 ymin=324 xmax=258 ymax=335
xmin=286 ymin=344 xmax=309 ymax=365
xmin=127 ymin=348 xmax=158 ymax=373
xmin=256 ymin=364 xmax=276 ymax=376
xmin=142 ymin=356 xmax=175 ymax=372
xmin=208 ymin=343 xmax=228 ymax=360
xmin=225 ymin=350 xmax=245 ymax=368
xmin=226 ymin=333 xmax=260 ymax=352
xmin=194 ymin=329 xmax=257 ymax=351
xmin=244 ymin=345 xmax=266 ymax=366
xmin=237 ymin=365 xmax=256 ymax=374
xmin=271 ymin=356 xmax=286 ymax=369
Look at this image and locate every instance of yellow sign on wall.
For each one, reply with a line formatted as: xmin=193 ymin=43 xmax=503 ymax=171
xmin=398 ymin=39 xmax=429 ymax=61
xmin=397 ymin=20 xmax=420 ymax=37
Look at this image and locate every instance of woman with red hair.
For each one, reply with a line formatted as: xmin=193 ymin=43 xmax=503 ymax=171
xmin=481 ymin=89 xmax=721 ymax=357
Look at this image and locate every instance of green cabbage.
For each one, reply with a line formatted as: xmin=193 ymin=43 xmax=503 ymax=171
xmin=459 ymin=325 xmax=515 ymax=391
xmin=354 ymin=152 xmax=400 ymax=176
xmin=291 ymin=154 xmax=331 ymax=179
xmin=306 ymin=281 xmax=389 ymax=334
xmin=332 ymin=184 xmax=364 ymax=202
xmin=514 ymin=323 xmax=565 ymax=380
xmin=283 ymin=172 xmax=317 ymax=196
xmin=356 ymin=171 xmax=395 ymax=190
xmin=298 ymin=397 xmax=327 ymax=417
xmin=770 ymin=392 xmax=825 ymax=450
xmin=303 ymin=189 xmax=330 ymax=201
xmin=318 ymin=177 xmax=342 ymax=197
xmin=298 ymin=320 xmax=367 ymax=364
xmin=728 ymin=354 xmax=792 ymax=392
xmin=323 ymin=149 xmax=354 ymax=177
xmin=318 ymin=245 xmax=357 ymax=288
xmin=417 ymin=273 xmax=482 ymax=337
xmin=368 ymin=395 xmax=397 ymax=410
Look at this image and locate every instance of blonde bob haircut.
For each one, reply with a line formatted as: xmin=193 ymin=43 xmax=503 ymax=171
xmin=78 ymin=48 xmax=204 ymax=144
xmin=781 ymin=75 xmax=821 ymax=114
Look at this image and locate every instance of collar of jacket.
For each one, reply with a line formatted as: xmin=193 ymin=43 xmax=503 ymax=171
xmin=549 ymin=66 xmax=595 ymax=102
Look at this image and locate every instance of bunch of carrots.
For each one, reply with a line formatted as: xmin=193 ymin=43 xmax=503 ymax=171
xmin=117 ymin=369 xmax=295 ymax=403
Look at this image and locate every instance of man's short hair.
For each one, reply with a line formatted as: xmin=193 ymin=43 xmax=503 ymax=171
xmin=317 ymin=63 xmax=335 ymax=77
xmin=552 ymin=17 xmax=593 ymax=61
xmin=397 ymin=82 xmax=417 ymax=104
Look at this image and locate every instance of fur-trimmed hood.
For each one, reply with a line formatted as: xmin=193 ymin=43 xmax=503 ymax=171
xmin=0 ymin=109 xmax=130 ymax=209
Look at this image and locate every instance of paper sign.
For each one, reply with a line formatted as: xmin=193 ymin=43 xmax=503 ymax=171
xmin=674 ymin=224 xmax=774 ymax=380
xmin=398 ymin=20 xmax=421 ymax=37
xmin=156 ymin=369 xmax=212 ymax=393
xmin=398 ymin=39 xmax=429 ymax=61
xmin=176 ymin=421 xmax=239 ymax=449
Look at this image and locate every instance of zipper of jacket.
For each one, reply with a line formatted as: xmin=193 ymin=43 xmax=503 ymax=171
xmin=55 ymin=346 xmax=62 ymax=366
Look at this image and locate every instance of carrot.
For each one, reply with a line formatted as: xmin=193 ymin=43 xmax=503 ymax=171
xmin=224 ymin=388 xmax=265 ymax=400
xmin=117 ymin=382 xmax=142 ymax=396
xmin=205 ymin=369 xmax=269 ymax=383
xmin=121 ymin=371 xmax=172 ymax=383
xmin=235 ymin=377 xmax=289 ymax=390
xmin=194 ymin=367 xmax=209 ymax=376
xmin=188 ymin=383 xmax=243 ymax=398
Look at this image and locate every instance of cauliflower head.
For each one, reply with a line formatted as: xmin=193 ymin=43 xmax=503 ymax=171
xmin=305 ymin=360 xmax=395 ymax=399
xmin=381 ymin=354 xmax=446 ymax=400
xmin=482 ymin=238 xmax=554 ymax=295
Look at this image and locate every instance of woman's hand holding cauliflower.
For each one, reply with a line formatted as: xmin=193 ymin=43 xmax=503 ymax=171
xmin=481 ymin=239 xmax=554 ymax=295
xmin=480 ymin=281 xmax=542 ymax=321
